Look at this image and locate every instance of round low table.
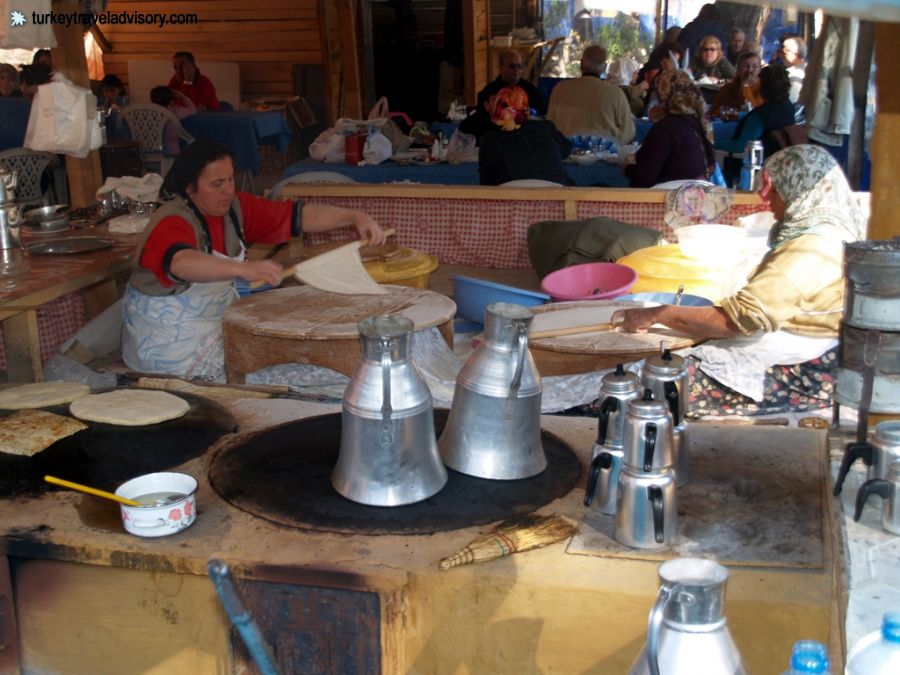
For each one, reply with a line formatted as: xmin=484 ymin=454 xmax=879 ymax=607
xmin=528 ymin=300 xmax=697 ymax=376
xmin=222 ymin=285 xmax=457 ymax=383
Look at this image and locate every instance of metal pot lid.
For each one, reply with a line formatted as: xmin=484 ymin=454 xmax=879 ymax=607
xmin=627 ymin=388 xmax=669 ymax=417
xmin=644 ymin=348 xmax=687 ymax=375
xmin=875 ymin=421 xmax=900 ymax=445
xmin=600 ymin=363 xmax=641 ymax=395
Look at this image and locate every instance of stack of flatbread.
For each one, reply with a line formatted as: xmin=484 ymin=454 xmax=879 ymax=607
xmin=0 ymin=382 xmax=92 ymax=457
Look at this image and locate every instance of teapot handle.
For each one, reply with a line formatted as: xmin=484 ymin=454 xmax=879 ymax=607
xmin=834 ymin=442 xmax=874 ymax=496
xmin=664 ymin=381 xmax=680 ymax=425
xmin=643 ymin=422 xmax=657 ymax=472
xmin=380 ymin=338 xmax=394 ymax=446
xmin=646 ymin=578 xmax=679 ymax=675
xmin=596 ymin=396 xmax=618 ymax=445
xmin=584 ymin=452 xmax=613 ymax=507
xmin=503 ymin=324 xmax=529 ymax=420
xmin=854 ymin=478 xmax=892 ymax=522
xmin=648 ymin=485 xmax=665 ymax=543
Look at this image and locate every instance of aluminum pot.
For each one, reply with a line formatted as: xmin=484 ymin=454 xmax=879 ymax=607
xmin=614 ymin=465 xmax=677 ymax=550
xmin=115 ymin=472 xmax=197 ymax=538
xmin=835 ymin=420 xmax=900 ymax=495
xmin=835 ymin=325 xmax=900 ymax=413
xmin=854 ymin=460 xmax=900 ymax=536
xmin=595 ymin=364 xmax=642 ymax=449
xmin=642 ymin=348 xmax=689 ymax=427
xmin=843 ymin=239 xmax=900 ymax=330
xmin=622 ymin=390 xmax=675 ymax=473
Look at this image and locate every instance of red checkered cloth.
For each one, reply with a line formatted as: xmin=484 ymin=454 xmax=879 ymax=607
xmin=0 ymin=293 xmax=86 ymax=371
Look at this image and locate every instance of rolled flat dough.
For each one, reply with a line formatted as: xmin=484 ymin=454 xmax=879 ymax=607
xmin=0 ymin=382 xmax=91 ymax=409
xmin=69 ymin=390 xmax=190 ymax=426
xmin=0 ymin=410 xmax=87 ymax=457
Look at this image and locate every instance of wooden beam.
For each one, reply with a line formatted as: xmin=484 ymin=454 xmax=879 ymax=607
xmin=336 ymin=0 xmax=363 ymax=119
xmin=870 ymin=22 xmax=900 ymax=240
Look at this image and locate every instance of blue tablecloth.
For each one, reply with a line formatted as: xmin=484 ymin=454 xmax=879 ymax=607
xmin=0 ymin=98 xmax=31 ymax=151
xmin=634 ymin=118 xmax=737 ymax=144
xmin=183 ymin=110 xmax=292 ymax=174
xmin=280 ymin=157 xmax=629 ymax=188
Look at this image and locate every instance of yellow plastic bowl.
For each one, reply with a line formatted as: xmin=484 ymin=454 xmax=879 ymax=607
xmin=616 ymin=244 xmax=737 ymax=303
xmin=365 ymin=248 xmax=439 ymax=289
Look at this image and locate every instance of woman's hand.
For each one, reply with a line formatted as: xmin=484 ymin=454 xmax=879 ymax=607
xmin=611 ymin=307 xmax=664 ymax=333
xmin=238 ymin=259 xmax=284 ymax=287
xmin=354 ymin=212 xmax=386 ymax=245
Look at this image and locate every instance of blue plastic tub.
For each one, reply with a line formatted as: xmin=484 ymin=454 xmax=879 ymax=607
xmin=619 ymin=292 xmax=714 ymax=307
xmin=450 ymin=274 xmax=551 ymax=326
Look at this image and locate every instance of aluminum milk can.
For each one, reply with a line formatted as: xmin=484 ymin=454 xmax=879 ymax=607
xmin=855 ymin=460 xmax=900 ymax=536
xmin=584 ymin=364 xmax=642 ymax=514
xmin=333 ymin=315 xmax=447 ymax=506
xmin=835 ymin=421 xmax=900 ymax=496
xmin=439 ymin=302 xmax=546 ymax=480
xmin=642 ymin=349 xmax=690 ymax=485
xmin=629 ymin=558 xmax=747 ymax=675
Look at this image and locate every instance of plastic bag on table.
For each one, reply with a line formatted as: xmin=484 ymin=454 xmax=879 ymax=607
xmin=363 ymin=127 xmax=393 ymax=165
xmin=445 ymin=131 xmax=478 ymax=164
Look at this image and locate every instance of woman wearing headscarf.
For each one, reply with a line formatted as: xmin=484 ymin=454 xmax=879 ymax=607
xmin=612 ymin=145 xmax=866 ymax=415
xmin=624 ymin=70 xmax=715 ymax=188
xmin=122 ymin=140 xmax=386 ymax=380
xmin=478 ymin=85 xmax=572 ymax=186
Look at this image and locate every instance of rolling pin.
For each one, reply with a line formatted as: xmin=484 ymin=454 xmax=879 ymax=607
xmin=250 ymin=227 xmax=396 ymax=290
xmin=529 ymin=322 xmax=615 ymax=340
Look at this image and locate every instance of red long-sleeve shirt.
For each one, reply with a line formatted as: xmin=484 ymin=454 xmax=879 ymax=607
xmin=167 ymin=69 xmax=220 ymax=111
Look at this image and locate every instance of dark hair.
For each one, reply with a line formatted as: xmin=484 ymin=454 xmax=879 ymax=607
xmin=162 ymin=140 xmax=235 ymax=198
xmin=698 ymin=3 xmax=719 ymax=21
xmin=172 ymin=51 xmax=195 ymax=63
xmin=100 ymin=74 xmax=123 ymax=91
xmin=19 ymin=63 xmax=52 ymax=86
xmin=32 ymin=49 xmax=51 ymax=66
xmin=759 ymin=65 xmax=791 ymax=103
xmin=150 ymin=85 xmax=173 ymax=107
xmin=649 ymin=40 xmax=685 ymax=64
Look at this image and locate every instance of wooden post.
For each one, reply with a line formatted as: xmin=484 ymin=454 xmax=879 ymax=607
xmin=50 ymin=0 xmax=103 ymax=208
xmin=336 ymin=0 xmax=363 ymax=119
xmin=869 ymin=23 xmax=900 ymax=240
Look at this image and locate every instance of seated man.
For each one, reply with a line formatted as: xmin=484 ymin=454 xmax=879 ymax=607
xmin=781 ymin=37 xmax=807 ymax=103
xmin=168 ymin=51 xmax=220 ymax=112
xmin=459 ymin=49 xmax=545 ymax=143
xmin=546 ymin=44 xmax=636 ymax=143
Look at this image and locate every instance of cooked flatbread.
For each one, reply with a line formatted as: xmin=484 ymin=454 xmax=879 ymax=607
xmin=69 ymin=390 xmax=190 ymax=426
xmin=0 ymin=381 xmax=91 ymax=409
xmin=0 ymin=410 xmax=87 ymax=457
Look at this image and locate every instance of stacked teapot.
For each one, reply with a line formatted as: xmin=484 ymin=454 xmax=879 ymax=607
xmin=642 ymin=347 xmax=690 ymax=486
xmin=615 ymin=389 xmax=678 ymax=549
xmin=584 ymin=364 xmax=642 ymax=514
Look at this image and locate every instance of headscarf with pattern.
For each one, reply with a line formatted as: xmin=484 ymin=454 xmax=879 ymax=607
xmin=764 ymin=145 xmax=866 ymax=250
xmin=490 ymin=86 xmax=529 ymax=131
xmin=655 ymin=70 xmax=713 ymax=143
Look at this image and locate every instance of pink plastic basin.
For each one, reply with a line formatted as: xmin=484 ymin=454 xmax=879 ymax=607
xmin=539 ymin=262 xmax=638 ymax=301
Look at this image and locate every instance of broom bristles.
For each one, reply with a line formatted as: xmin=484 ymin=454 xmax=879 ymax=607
xmin=439 ymin=514 xmax=578 ymax=570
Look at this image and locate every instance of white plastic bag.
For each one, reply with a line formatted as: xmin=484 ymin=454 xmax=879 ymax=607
xmin=445 ymin=131 xmax=478 ymax=164
xmin=24 ymin=75 xmax=102 ymax=158
xmin=363 ymin=128 xmax=392 ymax=165
xmin=309 ymin=118 xmax=372 ymax=163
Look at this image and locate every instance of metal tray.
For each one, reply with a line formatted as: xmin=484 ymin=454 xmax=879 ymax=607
xmin=24 ymin=236 xmax=114 ymax=255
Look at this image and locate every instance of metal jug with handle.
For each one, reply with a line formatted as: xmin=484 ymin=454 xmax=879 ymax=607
xmin=333 ymin=315 xmax=447 ymax=506
xmin=835 ymin=421 xmax=900 ymax=496
xmin=622 ymin=390 xmax=675 ymax=474
xmin=584 ymin=364 xmax=642 ymax=514
xmin=614 ymin=465 xmax=677 ymax=549
xmin=854 ymin=460 xmax=900 ymax=536
xmin=0 ymin=166 xmax=28 ymax=277
xmin=629 ymin=558 xmax=747 ymax=675
xmin=439 ymin=302 xmax=546 ymax=480
xmin=642 ymin=349 xmax=690 ymax=485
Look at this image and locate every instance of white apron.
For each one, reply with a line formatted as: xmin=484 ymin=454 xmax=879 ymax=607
xmin=122 ymin=249 xmax=243 ymax=380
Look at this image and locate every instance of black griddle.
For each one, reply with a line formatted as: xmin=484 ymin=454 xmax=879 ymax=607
xmin=0 ymin=389 xmax=235 ymax=495
xmin=208 ymin=409 xmax=582 ymax=535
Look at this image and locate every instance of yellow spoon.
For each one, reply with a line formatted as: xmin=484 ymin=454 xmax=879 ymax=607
xmin=44 ymin=475 xmax=141 ymax=507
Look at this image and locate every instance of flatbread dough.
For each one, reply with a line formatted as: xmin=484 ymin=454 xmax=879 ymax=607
xmin=0 ymin=381 xmax=91 ymax=409
xmin=0 ymin=410 xmax=87 ymax=457
xmin=69 ymin=390 xmax=190 ymax=426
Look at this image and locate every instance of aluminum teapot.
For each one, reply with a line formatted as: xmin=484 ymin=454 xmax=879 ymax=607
xmin=642 ymin=348 xmax=689 ymax=427
xmin=615 ymin=464 xmax=677 ymax=549
xmin=584 ymin=446 xmax=624 ymax=515
xmin=835 ymin=421 xmax=900 ymax=496
xmin=855 ymin=460 xmax=900 ymax=536
xmin=0 ymin=166 xmax=28 ymax=277
xmin=439 ymin=302 xmax=546 ymax=480
xmin=629 ymin=558 xmax=747 ymax=675
xmin=332 ymin=315 xmax=447 ymax=506
xmin=622 ymin=390 xmax=675 ymax=474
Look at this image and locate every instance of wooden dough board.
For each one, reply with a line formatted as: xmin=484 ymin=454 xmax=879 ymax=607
xmin=222 ymin=285 xmax=457 ymax=382
xmin=528 ymin=301 xmax=696 ymax=376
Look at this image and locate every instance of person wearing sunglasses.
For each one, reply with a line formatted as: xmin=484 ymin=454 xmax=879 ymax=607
xmin=459 ymin=49 xmax=545 ymax=143
xmin=690 ymin=36 xmax=735 ymax=83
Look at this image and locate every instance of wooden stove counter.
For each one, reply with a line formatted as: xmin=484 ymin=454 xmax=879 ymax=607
xmin=0 ymin=403 xmax=845 ymax=674
xmin=0 ymin=228 xmax=136 ymax=382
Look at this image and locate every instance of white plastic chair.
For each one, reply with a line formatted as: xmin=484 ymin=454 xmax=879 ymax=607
xmin=120 ymin=103 xmax=194 ymax=177
xmin=500 ymin=179 xmax=564 ymax=188
xmin=0 ymin=148 xmax=61 ymax=207
xmin=266 ymin=171 xmax=356 ymax=200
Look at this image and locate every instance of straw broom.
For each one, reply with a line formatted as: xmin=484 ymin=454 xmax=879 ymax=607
xmin=438 ymin=513 xmax=578 ymax=571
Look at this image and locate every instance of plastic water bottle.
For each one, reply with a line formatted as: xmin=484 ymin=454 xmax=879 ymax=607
xmin=780 ymin=640 xmax=830 ymax=674
xmin=846 ymin=611 xmax=900 ymax=674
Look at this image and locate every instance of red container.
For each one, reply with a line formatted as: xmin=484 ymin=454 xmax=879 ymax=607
xmin=345 ymin=133 xmax=367 ymax=165
xmin=539 ymin=262 xmax=638 ymax=302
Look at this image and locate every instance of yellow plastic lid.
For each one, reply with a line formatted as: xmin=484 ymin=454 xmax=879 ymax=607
xmin=365 ymin=248 xmax=439 ymax=286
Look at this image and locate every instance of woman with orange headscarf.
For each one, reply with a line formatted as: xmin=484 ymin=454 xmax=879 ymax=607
xmin=478 ymin=86 xmax=572 ymax=186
